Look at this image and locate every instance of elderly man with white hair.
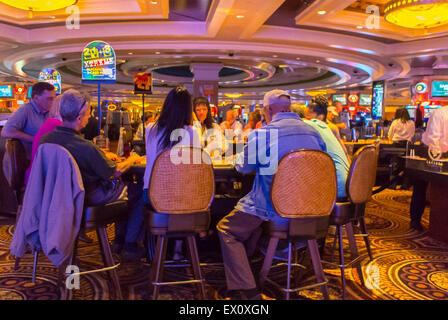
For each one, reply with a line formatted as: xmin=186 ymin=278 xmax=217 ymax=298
xmin=216 ymin=89 xmax=327 ymax=300
xmin=40 ymin=89 xmax=141 ymax=206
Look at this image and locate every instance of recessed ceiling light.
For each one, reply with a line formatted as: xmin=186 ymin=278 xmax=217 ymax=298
xmin=151 ymin=1 xmax=158 ymax=4
xmin=317 ymin=10 xmax=326 ymax=15
xmin=356 ymin=25 xmax=363 ymax=29
xmin=236 ymin=15 xmax=245 ymax=19
xmin=128 ymin=52 xmax=134 ymax=55
xmin=273 ymin=55 xmax=278 ymax=58
xmin=155 ymin=52 xmax=161 ymax=54
xmin=296 ymin=57 xmax=301 ymax=60
xmin=316 ymin=60 xmax=320 ymax=63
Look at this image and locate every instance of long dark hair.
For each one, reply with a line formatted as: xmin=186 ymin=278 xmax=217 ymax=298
xmin=394 ymin=107 xmax=411 ymax=123
xmin=308 ymin=94 xmax=329 ymax=121
xmin=193 ymin=96 xmax=214 ymax=129
xmin=153 ymin=86 xmax=193 ymax=150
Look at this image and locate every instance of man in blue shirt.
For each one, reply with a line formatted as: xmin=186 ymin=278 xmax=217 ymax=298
xmin=1 ymin=82 xmax=55 ymax=159
xmin=217 ymin=89 xmax=327 ymax=300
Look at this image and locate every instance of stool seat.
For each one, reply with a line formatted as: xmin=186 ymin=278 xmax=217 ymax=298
xmin=329 ymin=202 xmax=355 ymax=226
xmin=83 ymin=200 xmax=128 ymax=229
xmin=145 ymin=209 xmax=210 ymax=235
xmin=265 ymin=216 xmax=330 ymax=240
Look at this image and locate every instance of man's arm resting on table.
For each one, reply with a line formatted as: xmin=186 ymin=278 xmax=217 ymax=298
xmin=114 ymin=154 xmax=143 ymax=177
xmin=1 ymin=128 xmax=34 ymax=143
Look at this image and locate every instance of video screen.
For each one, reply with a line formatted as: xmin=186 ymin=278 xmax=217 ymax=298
xmin=332 ymin=94 xmax=347 ymax=105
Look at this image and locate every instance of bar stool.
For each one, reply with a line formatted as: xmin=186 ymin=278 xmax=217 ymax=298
xmin=144 ymin=146 xmax=214 ymax=300
xmin=259 ymin=149 xmax=337 ymax=300
xmin=12 ymin=143 xmax=128 ymax=300
xmin=60 ymin=200 xmax=128 ymax=300
xmin=324 ymin=145 xmax=377 ymax=299
xmin=2 ymin=139 xmax=34 ymax=275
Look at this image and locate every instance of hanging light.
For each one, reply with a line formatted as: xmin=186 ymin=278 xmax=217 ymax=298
xmin=384 ymin=0 xmax=448 ymax=29
xmin=1 ymin=0 xmax=77 ymax=12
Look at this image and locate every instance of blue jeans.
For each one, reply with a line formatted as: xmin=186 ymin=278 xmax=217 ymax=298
xmin=114 ymin=183 xmax=146 ymax=245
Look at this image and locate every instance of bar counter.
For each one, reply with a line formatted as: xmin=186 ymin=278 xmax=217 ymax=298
xmin=404 ymin=156 xmax=448 ymax=243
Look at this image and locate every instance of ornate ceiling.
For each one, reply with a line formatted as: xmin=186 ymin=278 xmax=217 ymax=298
xmin=0 ymin=0 xmax=447 ymax=107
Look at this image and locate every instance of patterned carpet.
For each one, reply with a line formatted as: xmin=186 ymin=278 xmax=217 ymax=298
xmin=1 ymin=189 xmax=448 ymax=300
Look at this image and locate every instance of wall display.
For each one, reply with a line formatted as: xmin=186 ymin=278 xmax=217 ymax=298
xmin=371 ymin=81 xmax=385 ymax=119
xmin=431 ymin=81 xmax=448 ymax=97
xmin=332 ymin=94 xmax=347 ymax=105
xmin=82 ymin=41 xmax=116 ymax=84
xmin=359 ymin=94 xmax=372 ymax=106
xmin=38 ymin=68 xmax=62 ymax=94
xmin=0 ymin=85 xmax=13 ymax=98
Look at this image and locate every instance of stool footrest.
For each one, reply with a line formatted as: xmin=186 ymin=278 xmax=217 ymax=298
xmin=153 ymin=279 xmax=204 ymax=286
xmin=66 ymin=263 xmax=120 ymax=277
xmin=322 ymin=255 xmax=363 ymax=269
xmin=265 ymin=277 xmax=328 ymax=293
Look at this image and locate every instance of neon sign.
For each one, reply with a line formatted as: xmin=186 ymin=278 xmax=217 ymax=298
xmin=82 ymin=40 xmax=116 ymax=84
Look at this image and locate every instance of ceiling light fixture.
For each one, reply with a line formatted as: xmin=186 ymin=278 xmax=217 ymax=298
xmin=236 ymin=15 xmax=245 ymax=18
xmin=356 ymin=25 xmax=363 ymax=29
xmin=151 ymin=1 xmax=158 ymax=4
xmin=384 ymin=0 xmax=448 ymax=29
xmin=317 ymin=10 xmax=326 ymax=15
xmin=1 ymin=0 xmax=77 ymax=11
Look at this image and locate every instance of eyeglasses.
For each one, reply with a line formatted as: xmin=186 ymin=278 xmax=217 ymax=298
xmin=74 ymin=98 xmax=87 ymax=119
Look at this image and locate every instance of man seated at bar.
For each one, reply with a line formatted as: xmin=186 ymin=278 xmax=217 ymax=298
xmin=305 ymin=95 xmax=350 ymax=198
xmin=409 ymin=104 xmax=448 ymax=232
xmin=217 ymin=89 xmax=326 ymax=300
xmin=1 ymin=82 xmax=56 ymax=159
xmin=40 ymin=89 xmax=141 ymax=206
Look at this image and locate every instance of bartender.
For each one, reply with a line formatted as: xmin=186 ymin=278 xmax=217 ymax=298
xmin=409 ymin=105 xmax=448 ymax=232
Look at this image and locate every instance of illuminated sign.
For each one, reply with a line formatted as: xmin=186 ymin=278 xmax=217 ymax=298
xmin=134 ymin=73 xmax=152 ymax=94
xmin=415 ymin=81 xmax=428 ymax=94
xmin=0 ymin=85 xmax=13 ymax=98
xmin=431 ymin=81 xmax=448 ymax=97
xmin=371 ymin=81 xmax=385 ymax=119
xmin=15 ymin=86 xmax=26 ymax=95
xmin=38 ymin=68 xmax=62 ymax=94
xmin=348 ymin=94 xmax=359 ymax=103
xmin=82 ymin=40 xmax=116 ymax=84
xmin=332 ymin=94 xmax=347 ymax=105
xmin=359 ymin=94 xmax=372 ymax=106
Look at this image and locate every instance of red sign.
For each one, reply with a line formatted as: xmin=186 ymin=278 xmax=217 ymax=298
xmin=15 ymin=86 xmax=26 ymax=95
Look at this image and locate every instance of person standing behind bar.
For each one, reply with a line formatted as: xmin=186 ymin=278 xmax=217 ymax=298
xmin=388 ymin=108 xmax=415 ymax=146
xmin=1 ymin=82 xmax=55 ymax=159
xmin=193 ymin=97 xmax=225 ymax=157
xmin=409 ymin=105 xmax=448 ymax=232
xmin=220 ymin=109 xmax=243 ymax=141
xmin=305 ymin=95 xmax=350 ymax=198
xmin=217 ymin=89 xmax=326 ymax=300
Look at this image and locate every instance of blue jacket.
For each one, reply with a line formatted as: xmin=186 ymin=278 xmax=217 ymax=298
xmin=234 ymin=112 xmax=327 ymax=220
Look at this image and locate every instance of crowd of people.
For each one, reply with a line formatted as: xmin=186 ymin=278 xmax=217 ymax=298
xmin=2 ymin=81 xmax=447 ymax=299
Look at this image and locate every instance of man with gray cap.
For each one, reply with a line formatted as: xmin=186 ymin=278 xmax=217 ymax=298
xmin=217 ymin=89 xmax=327 ymax=300
xmin=40 ymin=89 xmax=141 ymax=205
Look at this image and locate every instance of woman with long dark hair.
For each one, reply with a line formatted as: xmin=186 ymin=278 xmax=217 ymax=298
xmin=388 ymin=107 xmax=415 ymax=145
xmin=192 ymin=96 xmax=226 ymax=158
xmin=143 ymin=86 xmax=195 ymax=187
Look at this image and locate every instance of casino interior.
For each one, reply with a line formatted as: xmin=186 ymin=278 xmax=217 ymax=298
xmin=0 ymin=0 xmax=448 ymax=301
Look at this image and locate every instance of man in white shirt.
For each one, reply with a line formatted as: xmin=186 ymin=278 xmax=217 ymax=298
xmin=422 ymin=107 xmax=448 ymax=154
xmin=220 ymin=110 xmax=243 ymax=141
xmin=410 ymin=106 xmax=448 ymax=232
